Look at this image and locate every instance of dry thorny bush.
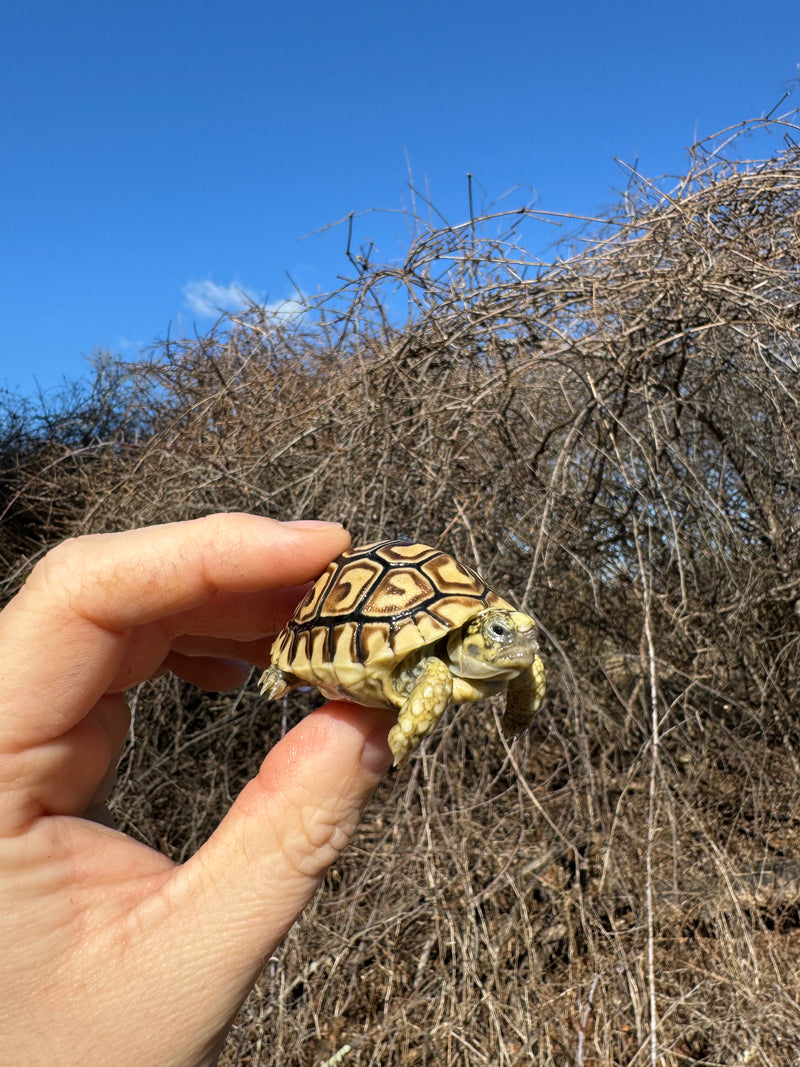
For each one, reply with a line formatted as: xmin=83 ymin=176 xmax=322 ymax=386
xmin=2 ymin=110 xmax=800 ymax=1064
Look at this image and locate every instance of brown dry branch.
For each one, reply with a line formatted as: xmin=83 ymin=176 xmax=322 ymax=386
xmin=2 ymin=111 xmax=800 ymax=1064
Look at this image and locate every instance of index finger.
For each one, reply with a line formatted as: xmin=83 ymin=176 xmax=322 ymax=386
xmin=0 ymin=514 xmax=350 ymax=748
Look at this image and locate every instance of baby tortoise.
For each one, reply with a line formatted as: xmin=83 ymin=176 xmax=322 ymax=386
xmin=259 ymin=539 xmax=545 ymax=765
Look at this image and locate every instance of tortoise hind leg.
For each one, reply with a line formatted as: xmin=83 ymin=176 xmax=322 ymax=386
xmin=259 ymin=665 xmax=293 ymax=700
xmin=502 ymin=654 xmax=546 ymax=738
xmin=388 ymin=657 xmax=453 ymax=767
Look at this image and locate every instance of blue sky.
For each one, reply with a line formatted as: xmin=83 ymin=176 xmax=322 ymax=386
xmin=1 ymin=1 xmax=798 ymax=399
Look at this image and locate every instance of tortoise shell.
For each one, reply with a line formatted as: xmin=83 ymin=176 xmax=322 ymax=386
xmin=269 ymin=538 xmax=515 ymax=708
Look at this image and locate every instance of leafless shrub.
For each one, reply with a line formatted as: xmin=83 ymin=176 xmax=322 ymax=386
xmin=2 ymin=110 xmax=800 ymax=1065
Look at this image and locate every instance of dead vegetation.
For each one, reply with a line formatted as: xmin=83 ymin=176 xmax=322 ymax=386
xmin=2 ymin=111 xmax=800 ymax=1064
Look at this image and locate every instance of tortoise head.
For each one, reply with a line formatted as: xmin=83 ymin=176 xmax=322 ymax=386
xmin=446 ymin=608 xmax=539 ymax=681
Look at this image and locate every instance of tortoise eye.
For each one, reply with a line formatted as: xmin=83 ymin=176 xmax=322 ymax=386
xmin=487 ymin=619 xmax=512 ymax=642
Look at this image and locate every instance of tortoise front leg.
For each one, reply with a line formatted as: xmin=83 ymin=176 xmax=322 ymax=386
xmin=388 ymin=657 xmax=453 ymax=766
xmin=503 ymin=654 xmax=546 ymax=737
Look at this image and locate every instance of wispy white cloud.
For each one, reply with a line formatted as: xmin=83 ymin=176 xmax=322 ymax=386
xmin=116 ymin=334 xmax=144 ymax=351
xmin=182 ymin=280 xmax=305 ymax=322
xmin=264 ymin=297 xmax=305 ymax=320
xmin=182 ymin=279 xmax=255 ymax=318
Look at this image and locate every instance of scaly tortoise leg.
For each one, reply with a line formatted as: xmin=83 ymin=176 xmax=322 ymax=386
xmin=388 ymin=657 xmax=453 ymax=766
xmin=258 ymin=666 xmax=292 ymax=700
xmin=502 ymin=653 xmax=546 ymax=738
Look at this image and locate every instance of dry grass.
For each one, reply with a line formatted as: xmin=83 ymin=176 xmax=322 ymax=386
xmin=2 ymin=110 xmax=800 ymax=1064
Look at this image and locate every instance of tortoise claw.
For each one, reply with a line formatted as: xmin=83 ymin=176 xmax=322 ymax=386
xmin=259 ymin=666 xmax=291 ymax=700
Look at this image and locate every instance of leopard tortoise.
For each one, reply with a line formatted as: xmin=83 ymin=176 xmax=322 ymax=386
xmin=259 ymin=538 xmax=545 ymax=765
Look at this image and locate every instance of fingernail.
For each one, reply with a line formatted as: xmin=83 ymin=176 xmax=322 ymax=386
xmin=360 ymin=722 xmax=394 ymax=776
xmin=283 ymin=519 xmax=345 ymax=529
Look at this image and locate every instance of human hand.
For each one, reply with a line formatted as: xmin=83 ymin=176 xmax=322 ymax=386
xmin=0 ymin=514 xmax=394 ymax=1067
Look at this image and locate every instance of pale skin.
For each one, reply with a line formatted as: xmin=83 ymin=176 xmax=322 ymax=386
xmin=0 ymin=513 xmax=394 ymax=1067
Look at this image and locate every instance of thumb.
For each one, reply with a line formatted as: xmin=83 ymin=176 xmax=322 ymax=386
xmin=158 ymin=702 xmax=393 ymax=1007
